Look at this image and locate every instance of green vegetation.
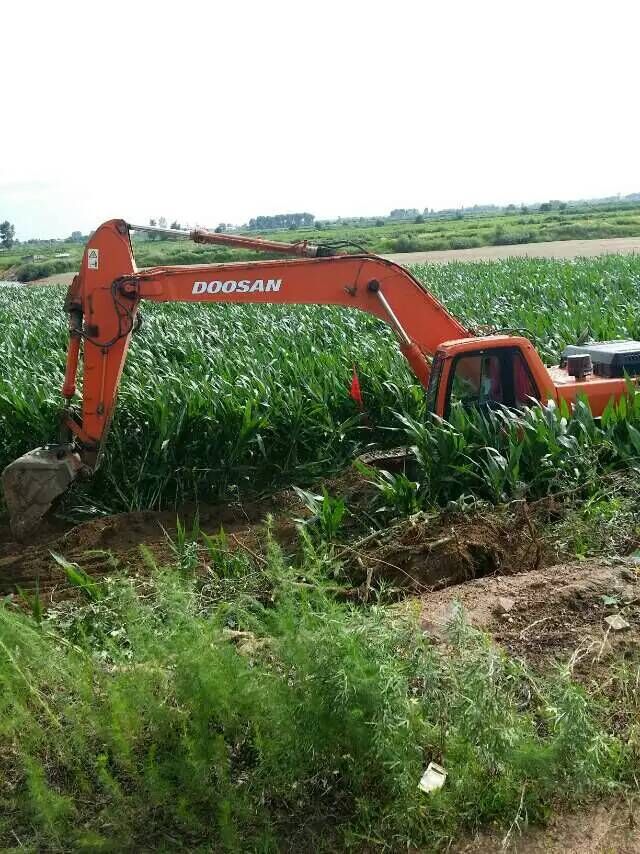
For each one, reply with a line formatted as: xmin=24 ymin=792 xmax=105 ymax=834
xmin=3 ymin=200 xmax=640 ymax=281
xmin=371 ymin=394 xmax=640 ymax=509
xmin=2 ymin=254 xmax=640 ymax=516
xmin=0 ymin=220 xmax=15 ymax=250
xmin=2 ymin=251 xmax=640 ymax=851
xmin=0 ymin=289 xmax=413 ymax=513
xmin=1 ymin=534 xmax=637 ymax=851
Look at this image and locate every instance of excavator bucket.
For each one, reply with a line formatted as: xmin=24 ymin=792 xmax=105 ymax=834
xmin=1 ymin=446 xmax=83 ymax=540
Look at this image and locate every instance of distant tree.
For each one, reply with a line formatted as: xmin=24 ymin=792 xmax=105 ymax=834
xmin=0 ymin=221 xmax=15 ymax=249
xmin=414 ymin=214 xmax=425 ymax=224
xmin=69 ymin=231 xmax=84 ymax=242
xmin=248 ymin=212 xmax=315 ymax=230
xmin=170 ymin=220 xmax=181 ymax=230
xmin=375 ymin=219 xmax=385 ymax=227
xmin=539 ymin=202 xmax=552 ymax=213
xmin=314 ymin=221 xmax=324 ymax=230
xmin=558 ymin=202 xmax=567 ymax=211
xmin=389 ymin=208 xmax=419 ymax=221
xmin=148 ymin=218 xmax=164 ymax=240
xmin=520 ymin=205 xmax=529 ymax=214
xmin=505 ymin=204 xmax=516 ymax=214
xmin=214 ymin=224 xmax=225 ymax=233
xmin=455 ymin=210 xmax=464 ymax=220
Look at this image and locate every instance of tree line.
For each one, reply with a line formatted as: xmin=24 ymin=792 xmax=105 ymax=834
xmin=248 ymin=213 xmax=315 ymax=230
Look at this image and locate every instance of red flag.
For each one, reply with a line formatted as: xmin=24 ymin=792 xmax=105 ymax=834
xmin=349 ymin=366 xmax=363 ymax=409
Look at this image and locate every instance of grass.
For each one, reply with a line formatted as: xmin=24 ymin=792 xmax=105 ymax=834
xmin=386 ymin=394 xmax=640 ymax=508
xmin=1 ymin=533 xmax=637 ymax=851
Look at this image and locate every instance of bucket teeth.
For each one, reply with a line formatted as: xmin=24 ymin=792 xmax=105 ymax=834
xmin=1 ymin=446 xmax=83 ymax=540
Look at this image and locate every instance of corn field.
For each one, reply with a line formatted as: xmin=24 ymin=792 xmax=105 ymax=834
xmin=1 ymin=254 xmax=640 ymax=514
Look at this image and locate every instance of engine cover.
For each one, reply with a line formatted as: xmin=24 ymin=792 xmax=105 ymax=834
xmin=561 ymin=340 xmax=640 ymax=378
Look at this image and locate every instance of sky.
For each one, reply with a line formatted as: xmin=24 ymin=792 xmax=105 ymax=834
xmin=2 ymin=0 xmax=639 ymax=240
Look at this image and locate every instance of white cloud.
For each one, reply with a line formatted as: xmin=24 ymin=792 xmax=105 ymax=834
xmin=2 ymin=0 xmax=639 ymax=238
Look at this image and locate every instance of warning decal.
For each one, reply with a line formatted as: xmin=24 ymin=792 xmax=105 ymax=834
xmin=87 ymin=248 xmax=99 ymax=270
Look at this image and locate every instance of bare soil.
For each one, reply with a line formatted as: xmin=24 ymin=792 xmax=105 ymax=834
xmin=456 ymin=797 xmax=640 ymax=853
xmin=0 ymin=493 xmax=294 ymax=596
xmin=0 ymin=466 xmax=374 ymax=596
xmin=418 ymin=556 xmax=640 ymax=670
xmin=343 ymin=506 xmax=546 ymax=596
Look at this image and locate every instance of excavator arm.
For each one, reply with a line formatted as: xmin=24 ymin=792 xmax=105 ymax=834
xmin=3 ymin=219 xmax=467 ymax=536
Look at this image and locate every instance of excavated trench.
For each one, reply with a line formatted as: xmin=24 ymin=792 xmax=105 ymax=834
xmin=2 ymin=466 xmax=638 ymax=673
xmin=0 ymin=464 xmax=546 ymax=599
xmin=341 ymin=508 xmax=544 ymax=596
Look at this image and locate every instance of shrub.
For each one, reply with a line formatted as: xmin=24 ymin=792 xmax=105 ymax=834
xmin=15 ymin=259 xmax=76 ymax=282
xmin=447 ymin=236 xmax=482 ymax=250
xmin=390 ymin=235 xmax=422 ymax=253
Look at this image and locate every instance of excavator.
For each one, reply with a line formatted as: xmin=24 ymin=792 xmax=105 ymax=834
xmin=3 ymin=219 xmax=640 ymax=538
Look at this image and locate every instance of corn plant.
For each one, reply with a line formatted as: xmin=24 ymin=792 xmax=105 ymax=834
xmin=396 ymin=392 xmax=640 ymax=510
xmin=293 ymin=486 xmax=347 ymax=541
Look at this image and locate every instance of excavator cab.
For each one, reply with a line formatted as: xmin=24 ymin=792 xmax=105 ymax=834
xmin=428 ymin=334 xmax=640 ymax=420
xmin=426 ymin=339 xmax=542 ymax=417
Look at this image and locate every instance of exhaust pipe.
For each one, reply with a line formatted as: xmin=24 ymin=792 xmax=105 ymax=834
xmin=1 ymin=446 xmax=84 ymax=540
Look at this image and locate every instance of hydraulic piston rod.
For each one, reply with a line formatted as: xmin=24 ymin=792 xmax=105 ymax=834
xmin=127 ymin=222 xmax=333 ymax=257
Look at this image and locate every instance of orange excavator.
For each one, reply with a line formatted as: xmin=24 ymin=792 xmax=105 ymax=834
xmin=3 ymin=219 xmax=640 ymax=537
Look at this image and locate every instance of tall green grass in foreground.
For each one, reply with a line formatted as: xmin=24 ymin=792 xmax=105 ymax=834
xmin=1 ymin=254 xmax=640 ymax=513
xmin=1 ymin=537 xmax=637 ymax=851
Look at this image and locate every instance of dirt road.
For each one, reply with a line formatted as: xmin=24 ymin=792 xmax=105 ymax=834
xmin=383 ymin=235 xmax=640 ymax=265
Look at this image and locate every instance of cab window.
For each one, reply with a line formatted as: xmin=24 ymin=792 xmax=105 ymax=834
xmin=514 ymin=351 xmax=537 ymax=405
xmin=450 ymin=354 xmax=503 ymax=408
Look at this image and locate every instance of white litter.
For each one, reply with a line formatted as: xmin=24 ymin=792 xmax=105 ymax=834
xmin=605 ymin=614 xmax=630 ymax=631
xmin=418 ymin=762 xmax=447 ymax=793
xmin=496 ymin=596 xmax=515 ymax=614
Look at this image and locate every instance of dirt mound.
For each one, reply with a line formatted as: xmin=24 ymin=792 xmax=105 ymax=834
xmin=457 ymin=797 xmax=640 ymax=853
xmin=347 ymin=506 xmax=545 ymax=595
xmin=0 ymin=463 xmax=380 ymax=596
xmin=0 ymin=491 xmax=297 ymax=595
xmin=0 ymin=469 xmax=561 ymax=604
xmin=418 ymin=557 xmax=640 ymax=668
